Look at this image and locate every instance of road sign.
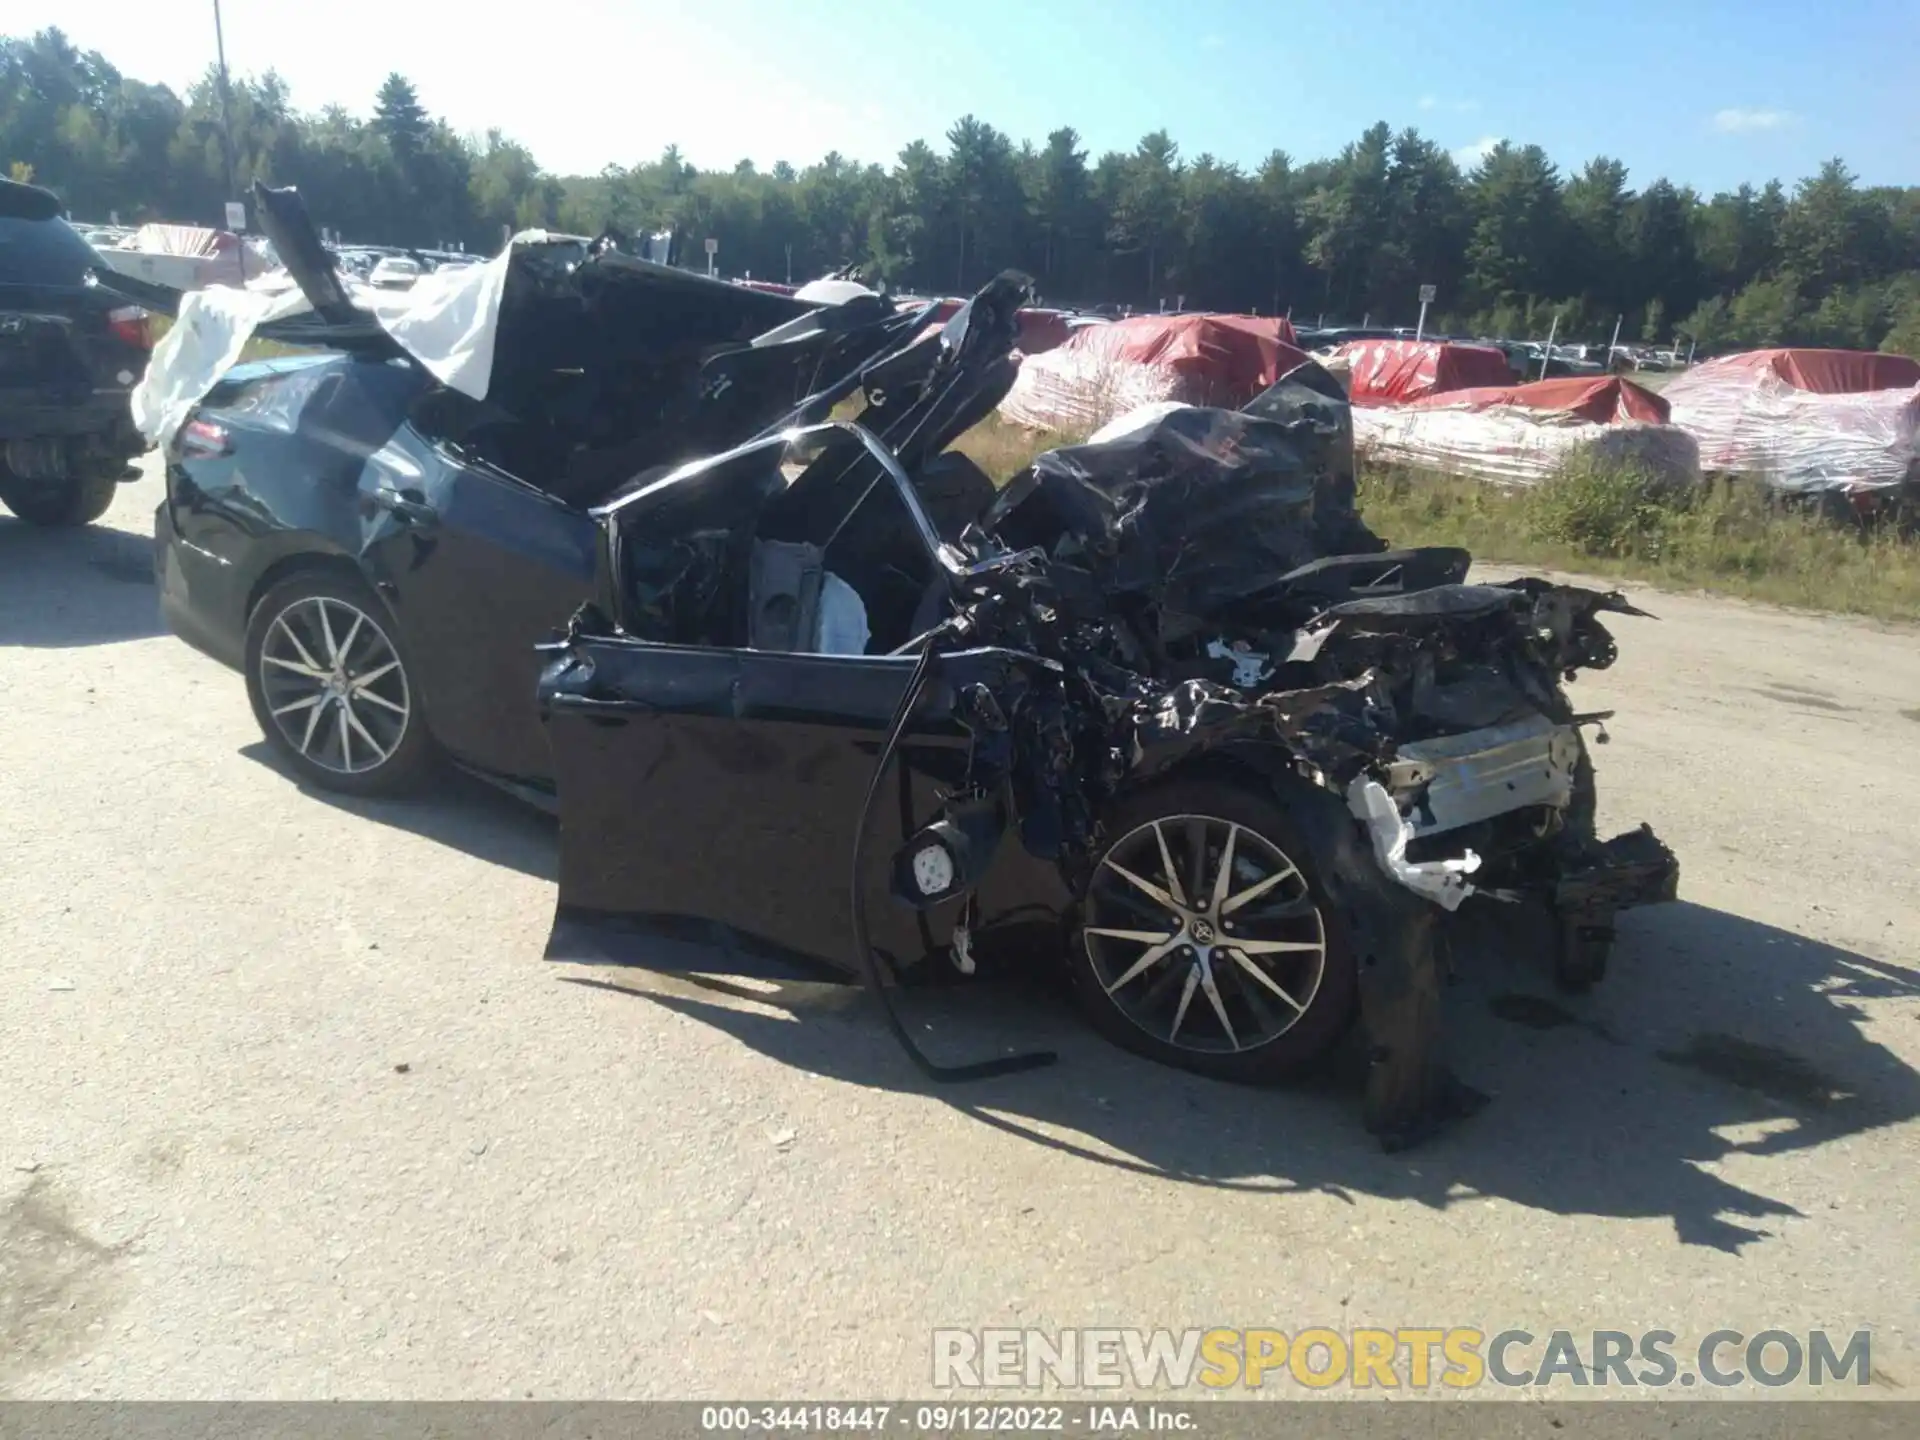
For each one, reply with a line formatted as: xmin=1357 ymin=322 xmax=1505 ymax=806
xmin=1415 ymin=283 xmax=1436 ymax=341
xmin=704 ymin=237 xmax=718 ymax=255
xmin=225 ymin=201 xmax=247 ymax=231
xmin=1418 ymin=283 xmax=1437 ymax=304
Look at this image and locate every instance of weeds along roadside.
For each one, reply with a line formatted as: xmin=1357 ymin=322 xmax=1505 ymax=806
xmin=962 ymin=412 xmax=1920 ymax=623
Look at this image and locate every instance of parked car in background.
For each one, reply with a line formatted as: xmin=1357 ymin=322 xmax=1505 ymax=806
xmin=367 ymin=254 xmax=423 ymax=290
xmin=0 ymin=178 xmax=159 ymax=527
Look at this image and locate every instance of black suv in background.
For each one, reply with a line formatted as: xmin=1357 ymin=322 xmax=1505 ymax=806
xmin=0 ymin=178 xmax=156 ymax=527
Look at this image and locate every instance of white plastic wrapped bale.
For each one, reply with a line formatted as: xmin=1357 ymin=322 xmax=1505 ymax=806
xmin=1350 ymin=376 xmax=1701 ymax=489
xmin=996 ymin=313 xmax=1303 ymax=435
xmin=1660 ymin=350 xmax=1920 ymax=495
xmin=997 ymin=344 xmax=1207 ymax=434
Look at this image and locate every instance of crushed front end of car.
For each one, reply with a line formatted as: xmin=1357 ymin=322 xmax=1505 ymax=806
xmin=538 ymin=285 xmax=1677 ymax=1150
xmin=922 ymin=390 xmax=1677 ymax=1145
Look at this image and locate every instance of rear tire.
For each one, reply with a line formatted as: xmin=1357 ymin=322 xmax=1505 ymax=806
xmin=243 ymin=570 xmax=435 ymax=797
xmin=1069 ymin=776 xmax=1357 ymax=1083
xmin=0 ymin=465 xmax=119 ymax=527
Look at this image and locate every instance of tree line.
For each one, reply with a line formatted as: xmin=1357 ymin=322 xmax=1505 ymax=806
xmin=6 ymin=27 xmax=1917 ymax=357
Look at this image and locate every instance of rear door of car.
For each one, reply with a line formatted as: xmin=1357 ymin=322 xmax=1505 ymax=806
xmin=357 ymin=440 xmax=600 ymax=785
xmin=240 ymin=180 xmax=600 ymax=784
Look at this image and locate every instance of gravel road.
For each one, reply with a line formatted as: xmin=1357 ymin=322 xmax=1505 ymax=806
xmin=3 ymin=472 xmax=1916 ymax=1399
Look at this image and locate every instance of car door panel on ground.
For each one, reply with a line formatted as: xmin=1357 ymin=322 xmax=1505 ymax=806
xmin=544 ymin=641 xmax=1068 ymax=975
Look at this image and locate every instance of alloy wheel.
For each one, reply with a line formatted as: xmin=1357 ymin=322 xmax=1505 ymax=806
xmin=1084 ymin=814 xmax=1328 ymax=1055
xmin=256 ymin=596 xmax=411 ymax=776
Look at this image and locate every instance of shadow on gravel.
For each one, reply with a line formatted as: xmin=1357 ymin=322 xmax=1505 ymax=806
xmin=557 ymin=898 xmax=1920 ymax=1254
xmin=227 ymin=671 xmax=1920 ymax=1255
xmin=0 ymin=517 xmax=165 ymax=647
xmin=238 ymin=741 xmax=558 ymax=881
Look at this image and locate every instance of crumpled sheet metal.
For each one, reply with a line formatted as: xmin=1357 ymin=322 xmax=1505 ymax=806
xmin=993 ymin=402 xmax=1381 ymax=635
xmin=1345 ymin=777 xmax=1483 ymax=911
xmin=1119 ymin=674 xmax=1370 ymax=778
xmin=1104 ymin=670 xmax=1491 ymax=913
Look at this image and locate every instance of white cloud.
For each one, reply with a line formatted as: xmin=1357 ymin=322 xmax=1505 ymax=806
xmin=1451 ymin=136 xmax=1501 ymax=168
xmin=1421 ymin=95 xmax=1479 ymax=114
xmin=1712 ymin=107 xmax=1797 ymax=133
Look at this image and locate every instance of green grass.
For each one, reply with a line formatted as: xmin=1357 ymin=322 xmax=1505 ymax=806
xmin=953 ymin=412 xmax=1077 ymax=481
xmin=1356 ymin=460 xmax=1920 ymax=622
xmin=958 ymin=413 xmax=1920 ymax=623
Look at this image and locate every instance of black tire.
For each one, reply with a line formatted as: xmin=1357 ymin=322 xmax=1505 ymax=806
xmin=243 ymin=569 xmax=435 ymax=797
xmin=0 ymin=465 xmax=119 ymax=527
xmin=1069 ymin=776 xmax=1358 ymax=1083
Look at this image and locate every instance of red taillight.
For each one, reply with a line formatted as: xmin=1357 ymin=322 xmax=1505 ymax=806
xmin=177 ymin=419 xmax=231 ymax=457
xmin=108 ymin=304 xmax=151 ymax=349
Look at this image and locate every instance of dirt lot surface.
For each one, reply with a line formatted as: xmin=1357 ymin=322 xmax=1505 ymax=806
xmin=4 ymin=468 xmax=1917 ymax=1399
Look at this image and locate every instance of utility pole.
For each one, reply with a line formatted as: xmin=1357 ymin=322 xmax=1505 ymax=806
xmin=212 ymin=0 xmax=245 ymax=283
xmin=212 ymin=0 xmax=238 ymax=208
xmin=1539 ymin=312 xmax=1560 ymax=381
xmin=1607 ymin=313 xmax=1623 ymax=367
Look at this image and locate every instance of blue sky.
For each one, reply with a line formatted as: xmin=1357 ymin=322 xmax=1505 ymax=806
xmin=24 ymin=0 xmax=1917 ymax=192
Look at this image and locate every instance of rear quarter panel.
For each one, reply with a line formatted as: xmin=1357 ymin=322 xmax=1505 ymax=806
xmin=161 ymin=355 xmax=429 ymax=655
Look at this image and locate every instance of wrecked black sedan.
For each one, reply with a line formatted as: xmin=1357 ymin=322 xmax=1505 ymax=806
xmin=148 ymin=184 xmax=1675 ymax=1147
xmin=533 ymin=290 xmax=1678 ymax=1147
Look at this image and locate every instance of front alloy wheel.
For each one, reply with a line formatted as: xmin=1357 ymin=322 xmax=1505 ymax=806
xmin=244 ymin=573 xmax=432 ymax=796
xmin=1072 ymin=780 xmax=1355 ymax=1082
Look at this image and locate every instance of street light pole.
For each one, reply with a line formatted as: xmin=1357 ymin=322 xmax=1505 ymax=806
xmin=212 ymin=0 xmax=245 ymax=283
xmin=212 ymin=0 xmax=238 ymax=206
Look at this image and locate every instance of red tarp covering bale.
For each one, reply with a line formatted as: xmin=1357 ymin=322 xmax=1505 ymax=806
xmin=1683 ymin=348 xmax=1920 ymax=394
xmin=1332 ymin=338 xmax=1515 ymax=406
xmin=998 ymin=313 xmax=1303 ymax=432
xmin=1408 ymin=375 xmax=1672 ymax=425
xmin=1353 ymin=375 xmax=1699 ymax=488
xmin=1662 ymin=349 xmax=1920 ymax=494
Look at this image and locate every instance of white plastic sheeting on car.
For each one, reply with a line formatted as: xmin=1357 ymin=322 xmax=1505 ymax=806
xmin=1351 ymin=407 xmax=1701 ymax=489
xmin=1661 ymin=370 xmax=1920 ymax=495
xmin=132 ymin=240 xmax=517 ymax=452
xmin=130 ymin=282 xmax=315 ymax=452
